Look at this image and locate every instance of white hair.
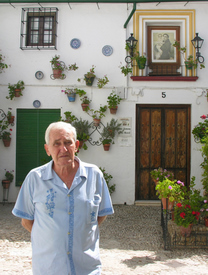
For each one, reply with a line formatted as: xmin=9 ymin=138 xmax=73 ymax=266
xmin=45 ymin=121 xmax=77 ymax=145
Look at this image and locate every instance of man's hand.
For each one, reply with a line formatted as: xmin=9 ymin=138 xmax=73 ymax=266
xmin=21 ymin=218 xmax=34 ymax=233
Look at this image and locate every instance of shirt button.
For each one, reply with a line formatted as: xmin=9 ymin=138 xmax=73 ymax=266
xmin=67 ymin=194 xmax=70 ymax=197
xmin=67 ymin=252 xmax=70 ymax=255
xmin=68 ymin=212 xmax=71 ymax=215
xmin=68 ymin=232 xmax=70 ymax=235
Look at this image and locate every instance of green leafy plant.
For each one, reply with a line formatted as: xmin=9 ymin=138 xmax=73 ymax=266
xmin=174 ymin=201 xmax=200 ymax=228
xmin=80 ymin=96 xmax=91 ymax=105
xmin=63 ymin=112 xmax=77 ymax=123
xmin=192 ymin=114 xmax=208 ymax=143
xmin=99 ymin=167 xmax=115 ymax=195
xmin=107 ymin=91 xmax=123 ymax=109
xmin=6 ymin=80 xmax=25 ymax=100
xmin=173 ymin=41 xmax=205 ymax=69
xmin=75 ymin=88 xmax=86 ymax=98
xmin=72 ymin=119 xmax=90 ymax=150
xmin=100 ymin=118 xmax=123 ymax=145
xmin=61 ymin=88 xmax=76 ymax=95
xmin=133 ymin=51 xmax=147 ymax=68
xmin=150 ymin=167 xmax=174 ymax=182
xmin=87 ymin=105 xmax=107 ymax=120
xmin=0 ymin=51 xmax=9 ymax=73
xmin=97 ymin=75 xmax=109 ymax=88
xmin=119 ymin=63 xmax=132 ymax=76
xmin=155 ymin=178 xmax=185 ymax=202
xmin=4 ymin=169 xmax=14 ymax=182
xmin=1 ymin=130 xmax=12 ymax=140
xmin=50 ymin=55 xmax=78 ymax=79
xmin=200 ymin=199 xmax=208 ymax=218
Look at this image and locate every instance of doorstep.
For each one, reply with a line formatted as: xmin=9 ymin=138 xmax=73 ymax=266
xmin=135 ymin=200 xmax=161 ymax=206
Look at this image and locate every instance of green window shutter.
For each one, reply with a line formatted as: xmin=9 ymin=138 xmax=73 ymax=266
xmin=16 ymin=109 xmax=60 ymax=186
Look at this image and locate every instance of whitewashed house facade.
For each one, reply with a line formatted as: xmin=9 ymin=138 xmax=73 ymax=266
xmin=0 ymin=0 xmax=208 ymax=205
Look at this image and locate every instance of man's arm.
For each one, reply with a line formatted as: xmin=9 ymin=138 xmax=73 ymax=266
xmin=21 ymin=218 xmax=34 ymax=233
xmin=98 ymin=215 xmax=107 ymax=226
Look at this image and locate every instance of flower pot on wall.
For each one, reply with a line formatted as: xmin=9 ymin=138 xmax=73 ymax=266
xmin=2 ymin=180 xmax=10 ymax=189
xmin=53 ymin=69 xmax=62 ymax=79
xmin=103 ymin=144 xmax=110 ymax=151
xmin=137 ymin=62 xmax=145 ymax=69
xmin=14 ymin=89 xmax=22 ymax=97
xmin=3 ymin=138 xmax=11 ymax=147
xmin=81 ymin=103 xmax=89 ymax=111
xmin=110 ymin=106 xmax=118 ymax=115
xmin=67 ymin=93 xmax=76 ymax=102
xmin=84 ymin=76 xmax=95 ymax=86
xmin=93 ymin=118 xmax=100 ymax=127
xmin=8 ymin=116 xmax=15 ymax=124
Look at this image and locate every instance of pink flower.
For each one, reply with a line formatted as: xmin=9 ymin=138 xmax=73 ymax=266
xmin=201 ymin=115 xmax=207 ymax=119
xmin=204 ymin=200 xmax=207 ymax=203
xmin=168 ymin=186 xmax=172 ymax=190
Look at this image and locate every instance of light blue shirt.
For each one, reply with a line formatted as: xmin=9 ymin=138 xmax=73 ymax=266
xmin=12 ymin=157 xmax=114 ymax=275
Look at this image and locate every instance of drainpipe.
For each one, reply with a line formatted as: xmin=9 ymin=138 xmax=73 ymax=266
xmin=124 ymin=2 xmax=136 ymax=28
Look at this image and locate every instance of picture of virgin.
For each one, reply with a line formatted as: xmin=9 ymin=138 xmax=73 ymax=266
xmin=152 ymin=30 xmax=176 ymax=63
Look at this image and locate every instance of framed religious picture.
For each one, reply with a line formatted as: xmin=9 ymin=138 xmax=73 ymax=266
xmin=147 ymin=26 xmax=181 ymax=76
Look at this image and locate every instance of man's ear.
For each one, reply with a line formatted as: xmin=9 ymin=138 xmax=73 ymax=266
xmin=75 ymin=140 xmax=80 ymax=152
xmin=44 ymin=144 xmax=51 ymax=156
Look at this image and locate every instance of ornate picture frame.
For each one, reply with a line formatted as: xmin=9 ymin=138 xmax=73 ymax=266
xmin=147 ymin=26 xmax=181 ymax=75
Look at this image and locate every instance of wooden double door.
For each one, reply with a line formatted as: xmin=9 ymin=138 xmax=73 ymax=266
xmin=136 ymin=105 xmax=191 ymax=200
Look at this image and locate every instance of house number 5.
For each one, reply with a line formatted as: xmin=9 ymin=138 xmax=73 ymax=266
xmin=162 ymin=92 xmax=166 ymax=98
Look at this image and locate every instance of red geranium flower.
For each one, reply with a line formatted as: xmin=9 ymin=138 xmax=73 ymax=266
xmin=180 ymin=212 xmax=186 ymax=218
xmin=176 ymin=203 xmax=182 ymax=207
xmin=201 ymin=115 xmax=207 ymax=119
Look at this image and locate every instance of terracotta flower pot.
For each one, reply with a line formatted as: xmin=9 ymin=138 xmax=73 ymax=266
xmin=180 ymin=224 xmax=193 ymax=237
xmin=3 ymin=138 xmax=11 ymax=147
xmin=110 ymin=106 xmax=118 ymax=114
xmin=93 ymin=118 xmax=100 ymax=127
xmin=2 ymin=180 xmax=11 ymax=189
xmin=8 ymin=116 xmax=15 ymax=124
xmin=161 ymin=197 xmax=174 ymax=210
xmin=81 ymin=103 xmax=89 ymax=111
xmin=103 ymin=144 xmax=110 ymax=151
xmin=204 ymin=217 xmax=208 ymax=227
xmin=14 ymin=89 xmax=22 ymax=97
xmin=53 ymin=69 xmax=62 ymax=79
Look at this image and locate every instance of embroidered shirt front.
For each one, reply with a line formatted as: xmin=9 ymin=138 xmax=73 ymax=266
xmin=12 ymin=157 xmax=114 ymax=275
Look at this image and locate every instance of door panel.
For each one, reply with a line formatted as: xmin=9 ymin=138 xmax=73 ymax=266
xmin=136 ymin=105 xmax=190 ymax=200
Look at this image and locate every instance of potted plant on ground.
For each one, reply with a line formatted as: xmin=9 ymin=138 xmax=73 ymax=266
xmin=6 ymin=80 xmax=25 ymax=100
xmin=155 ymin=178 xmax=185 ymax=210
xmin=107 ymin=91 xmax=123 ymax=114
xmin=150 ymin=167 xmax=174 ymax=185
xmin=50 ymin=55 xmax=78 ymax=79
xmin=133 ymin=51 xmax=147 ymax=69
xmin=87 ymin=105 xmax=107 ymax=127
xmin=100 ymin=118 xmax=123 ymax=151
xmin=200 ymin=198 xmax=208 ymax=227
xmin=2 ymin=169 xmax=14 ymax=189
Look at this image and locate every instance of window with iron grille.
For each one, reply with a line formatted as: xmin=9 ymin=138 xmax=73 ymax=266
xmin=21 ymin=7 xmax=58 ymax=50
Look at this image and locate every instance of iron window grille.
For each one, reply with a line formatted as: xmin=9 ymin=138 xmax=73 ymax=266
xmin=20 ymin=7 xmax=58 ymax=50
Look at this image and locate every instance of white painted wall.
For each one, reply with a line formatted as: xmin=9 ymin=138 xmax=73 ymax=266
xmin=0 ymin=2 xmax=208 ymax=204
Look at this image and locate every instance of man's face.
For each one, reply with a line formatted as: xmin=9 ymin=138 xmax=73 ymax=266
xmin=44 ymin=128 xmax=79 ymax=168
xmin=163 ymin=35 xmax=168 ymax=41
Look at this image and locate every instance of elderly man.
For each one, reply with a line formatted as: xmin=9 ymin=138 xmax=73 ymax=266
xmin=12 ymin=121 xmax=114 ymax=275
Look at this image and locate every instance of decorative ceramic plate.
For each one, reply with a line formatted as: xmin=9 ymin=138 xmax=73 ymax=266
xmin=102 ymin=45 xmax=113 ymax=56
xmin=70 ymin=38 xmax=81 ymax=49
xmin=33 ymin=100 xmax=41 ymax=108
xmin=35 ymin=71 xmax=44 ymax=80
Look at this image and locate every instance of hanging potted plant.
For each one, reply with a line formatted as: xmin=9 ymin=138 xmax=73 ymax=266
xmin=50 ymin=55 xmax=78 ymax=79
xmin=6 ymin=80 xmax=25 ymax=100
xmin=62 ymin=111 xmax=77 ymax=123
xmin=100 ymin=118 xmax=123 ymax=151
xmin=61 ymin=88 xmax=77 ymax=102
xmin=192 ymin=114 xmax=208 ymax=143
xmin=2 ymin=169 xmax=14 ymax=189
xmin=80 ymin=96 xmax=91 ymax=111
xmin=119 ymin=63 xmax=132 ymax=76
xmin=107 ymin=91 xmax=123 ymax=114
xmin=77 ymin=65 xmax=96 ymax=86
xmin=7 ymin=108 xmax=14 ymax=124
xmin=173 ymin=41 xmax=205 ymax=70
xmin=133 ymin=52 xmax=147 ymax=69
xmin=97 ymin=75 xmax=109 ymax=89
xmin=72 ymin=118 xmax=90 ymax=150
xmin=1 ymin=129 xmax=12 ymax=147
xmin=87 ymin=105 xmax=107 ymax=127
xmin=0 ymin=51 xmax=9 ymax=73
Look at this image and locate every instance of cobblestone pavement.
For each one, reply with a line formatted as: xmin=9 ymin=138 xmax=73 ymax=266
xmin=1 ymin=203 xmax=208 ymax=274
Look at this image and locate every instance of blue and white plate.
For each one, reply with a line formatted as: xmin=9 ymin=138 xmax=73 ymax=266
xmin=70 ymin=38 xmax=81 ymax=49
xmin=33 ymin=100 xmax=41 ymax=108
xmin=102 ymin=45 xmax=113 ymax=56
